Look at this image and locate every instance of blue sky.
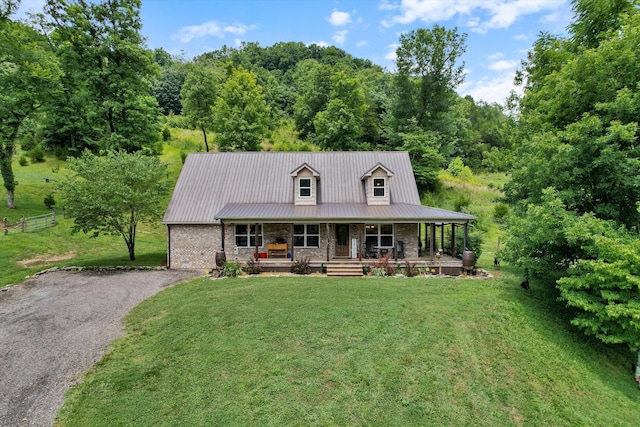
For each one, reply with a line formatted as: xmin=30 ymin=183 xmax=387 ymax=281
xmin=17 ymin=0 xmax=574 ymax=105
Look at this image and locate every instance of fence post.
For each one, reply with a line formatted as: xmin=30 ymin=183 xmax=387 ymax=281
xmin=51 ymin=208 xmax=56 ymax=226
xmin=3 ymin=217 xmax=7 ymax=235
xmin=20 ymin=216 xmax=25 ymax=232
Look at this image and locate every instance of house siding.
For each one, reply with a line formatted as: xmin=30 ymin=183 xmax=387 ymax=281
xmin=365 ymin=168 xmax=391 ymax=206
xmin=294 ymin=169 xmax=317 ymax=206
xmin=168 ymin=224 xmax=221 ymax=269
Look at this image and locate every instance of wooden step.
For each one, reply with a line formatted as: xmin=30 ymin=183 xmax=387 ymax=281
xmin=326 ymin=264 xmax=364 ymax=277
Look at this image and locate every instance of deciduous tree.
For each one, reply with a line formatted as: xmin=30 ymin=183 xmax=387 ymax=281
xmin=61 ymin=150 xmax=169 ymax=260
xmin=212 ymin=66 xmax=270 ymax=151
xmin=0 ymin=5 xmax=61 ymax=207
xmin=180 ymin=62 xmax=220 ymax=152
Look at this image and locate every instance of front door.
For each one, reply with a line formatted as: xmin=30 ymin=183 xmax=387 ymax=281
xmin=335 ymin=224 xmax=349 ymax=257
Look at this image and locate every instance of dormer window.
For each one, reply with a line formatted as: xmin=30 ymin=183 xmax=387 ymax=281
xmin=291 ymin=163 xmax=320 ymax=206
xmin=373 ymin=178 xmax=386 ymax=197
xmin=299 ymin=178 xmax=311 ymax=197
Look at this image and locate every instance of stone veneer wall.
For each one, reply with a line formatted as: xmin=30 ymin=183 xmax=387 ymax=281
xmin=168 ymin=222 xmax=421 ymax=268
xmin=168 ymin=224 xmax=222 ymax=269
xmin=394 ymin=223 xmax=419 ymax=258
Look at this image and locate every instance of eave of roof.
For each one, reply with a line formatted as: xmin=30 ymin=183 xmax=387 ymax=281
xmin=213 ymin=203 xmax=476 ymax=223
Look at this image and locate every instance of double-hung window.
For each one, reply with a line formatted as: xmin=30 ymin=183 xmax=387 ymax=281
xmin=293 ymin=224 xmax=320 ymax=247
xmin=299 ymin=178 xmax=311 ymax=197
xmin=235 ymin=224 xmax=263 ymax=247
xmin=365 ymin=224 xmax=393 ymax=248
xmin=373 ymin=178 xmax=386 ymax=197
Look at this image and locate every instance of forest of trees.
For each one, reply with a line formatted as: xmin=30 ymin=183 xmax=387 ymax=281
xmin=2 ymin=0 xmax=639 ymax=374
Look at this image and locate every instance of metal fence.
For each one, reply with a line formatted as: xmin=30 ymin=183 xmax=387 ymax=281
xmin=3 ymin=210 xmax=57 ymax=234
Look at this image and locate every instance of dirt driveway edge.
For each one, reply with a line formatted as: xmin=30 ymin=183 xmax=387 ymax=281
xmin=0 ymin=269 xmax=201 ymax=427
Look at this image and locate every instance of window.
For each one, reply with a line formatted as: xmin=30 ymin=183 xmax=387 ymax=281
xmin=373 ymin=178 xmax=385 ymax=197
xmin=235 ymin=224 xmax=263 ymax=247
xmin=365 ymin=224 xmax=394 ymax=248
xmin=293 ymin=224 xmax=320 ymax=247
xmin=299 ymin=178 xmax=311 ymax=197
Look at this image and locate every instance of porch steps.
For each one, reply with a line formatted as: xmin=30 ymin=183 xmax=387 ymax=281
xmin=326 ymin=263 xmax=364 ymax=277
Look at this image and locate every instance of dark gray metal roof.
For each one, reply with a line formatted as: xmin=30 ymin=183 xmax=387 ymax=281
xmin=163 ymin=151 xmax=475 ymax=224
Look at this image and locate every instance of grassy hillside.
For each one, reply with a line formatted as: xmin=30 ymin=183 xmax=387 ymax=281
xmin=55 ymin=275 xmax=640 ymax=426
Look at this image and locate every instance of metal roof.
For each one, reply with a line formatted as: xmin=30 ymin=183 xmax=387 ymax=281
xmin=215 ymin=203 xmax=476 ymax=223
xmin=163 ymin=151 xmax=475 ymax=224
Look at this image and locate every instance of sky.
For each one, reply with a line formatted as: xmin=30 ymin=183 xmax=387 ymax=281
xmin=16 ymin=0 xmax=575 ymax=105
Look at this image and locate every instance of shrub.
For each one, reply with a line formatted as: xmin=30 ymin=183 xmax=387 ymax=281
xmin=454 ymin=194 xmax=471 ymax=212
xmin=447 ymin=157 xmax=465 ymax=176
xmin=493 ymin=203 xmax=509 ymax=222
xmin=244 ymin=258 xmax=263 ymax=275
xmin=371 ymin=267 xmax=386 ymax=277
xmin=161 ymin=126 xmax=171 ymax=141
xmin=220 ymin=261 xmax=242 ymax=277
xmin=372 ymin=253 xmax=396 ymax=276
xmin=18 ymin=156 xmax=28 ymax=166
xmin=291 ymin=257 xmax=311 ymax=275
xmin=403 ymin=261 xmax=419 ymax=277
xmin=28 ymin=146 xmax=45 ymax=163
xmin=44 ymin=193 xmax=56 ymax=209
xmin=180 ymin=150 xmax=187 ymax=164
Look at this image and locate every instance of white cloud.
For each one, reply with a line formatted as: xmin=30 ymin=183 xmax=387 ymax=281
xmin=327 ymin=10 xmax=352 ymax=26
xmin=489 ymin=59 xmax=518 ymax=71
xmin=332 ymin=30 xmax=349 ymax=45
xmin=356 ymin=40 xmax=368 ymax=48
xmin=385 ymin=44 xmax=398 ymax=61
xmin=487 ymin=52 xmax=504 ymax=60
xmin=171 ymin=21 xmax=255 ymax=43
xmin=461 ymin=72 xmax=521 ymax=105
xmin=309 ymin=40 xmax=330 ymax=47
xmin=382 ymin=0 xmax=564 ymax=33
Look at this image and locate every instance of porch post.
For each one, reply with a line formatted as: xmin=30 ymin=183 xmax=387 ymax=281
xmin=440 ymin=224 xmax=444 ymax=252
xmin=255 ymin=222 xmax=259 ymax=259
xmin=326 ymin=223 xmax=330 ymax=261
xmin=451 ymin=223 xmax=456 ymax=257
xmin=394 ymin=223 xmax=398 ymax=261
xmin=430 ymin=223 xmax=435 ymax=261
xmin=463 ymin=222 xmax=469 ymax=251
xmin=290 ymin=223 xmax=294 ymax=261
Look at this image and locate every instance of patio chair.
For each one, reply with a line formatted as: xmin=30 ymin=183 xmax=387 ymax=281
xmin=365 ymin=241 xmax=378 ymax=259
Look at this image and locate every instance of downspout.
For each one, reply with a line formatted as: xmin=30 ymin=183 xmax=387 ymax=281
xmin=221 ymin=221 xmax=225 ymax=251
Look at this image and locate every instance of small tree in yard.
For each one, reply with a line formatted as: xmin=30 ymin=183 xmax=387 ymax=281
xmin=61 ymin=150 xmax=169 ymax=260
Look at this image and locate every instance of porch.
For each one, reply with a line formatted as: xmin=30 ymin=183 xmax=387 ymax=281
xmin=231 ymin=253 xmax=467 ymax=276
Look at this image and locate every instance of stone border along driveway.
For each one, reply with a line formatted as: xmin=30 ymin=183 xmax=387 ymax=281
xmin=0 ymin=268 xmax=201 ymax=427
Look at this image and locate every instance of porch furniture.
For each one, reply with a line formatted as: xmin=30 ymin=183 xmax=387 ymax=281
xmin=267 ymin=243 xmax=287 ymax=258
xmin=365 ymin=241 xmax=378 ymax=259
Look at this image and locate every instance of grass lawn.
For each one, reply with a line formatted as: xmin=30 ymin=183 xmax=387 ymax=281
xmin=56 ymin=274 xmax=640 ymax=426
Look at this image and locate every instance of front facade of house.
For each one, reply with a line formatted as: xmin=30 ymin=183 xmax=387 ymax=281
xmin=163 ymin=151 xmax=475 ymax=270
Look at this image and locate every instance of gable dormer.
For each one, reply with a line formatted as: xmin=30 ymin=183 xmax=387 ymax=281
xmin=361 ymin=163 xmax=394 ymax=206
xmin=290 ymin=163 xmax=320 ymax=206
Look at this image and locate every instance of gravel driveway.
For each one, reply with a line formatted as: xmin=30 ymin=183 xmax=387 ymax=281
xmin=0 ymin=269 xmax=201 ymax=427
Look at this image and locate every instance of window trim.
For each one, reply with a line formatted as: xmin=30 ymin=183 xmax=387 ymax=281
xmin=299 ymin=178 xmax=312 ymax=198
xmin=293 ymin=223 xmax=320 ymax=248
xmin=234 ymin=224 xmax=263 ymax=248
xmin=373 ymin=178 xmax=386 ymax=197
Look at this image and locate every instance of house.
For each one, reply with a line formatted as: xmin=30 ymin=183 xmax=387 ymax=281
xmin=162 ymin=151 xmax=476 ymax=273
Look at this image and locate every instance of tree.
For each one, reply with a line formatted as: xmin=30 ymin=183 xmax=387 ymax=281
xmin=557 ymin=230 xmax=640 ymax=371
xmin=394 ymin=26 xmax=467 ymax=131
xmin=212 ymin=66 xmax=270 ymax=151
xmin=0 ymin=6 xmax=61 ymax=208
xmin=180 ymin=62 xmax=220 ymax=151
xmin=292 ymin=59 xmax=333 ymax=139
xmin=154 ymin=63 xmax=186 ymax=115
xmin=61 ymin=150 xmax=169 ymax=260
xmin=44 ymin=0 xmax=160 ymax=154
xmin=313 ymin=70 xmax=368 ymax=150
xmin=569 ymin=0 xmax=635 ymax=49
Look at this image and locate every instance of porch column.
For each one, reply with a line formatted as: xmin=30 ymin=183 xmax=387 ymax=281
xmin=290 ymin=223 xmax=294 ymax=260
xmin=255 ymin=222 xmax=259 ymax=259
xmin=326 ymin=223 xmax=330 ymax=261
xmin=440 ymin=224 xmax=444 ymax=252
xmin=394 ymin=223 xmax=398 ymax=261
xmin=430 ymin=223 xmax=435 ymax=261
xmin=463 ymin=222 xmax=469 ymax=251
xmin=451 ymin=223 xmax=456 ymax=257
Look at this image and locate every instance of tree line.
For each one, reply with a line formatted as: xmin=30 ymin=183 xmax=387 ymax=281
xmin=1 ymin=0 xmax=513 ymax=210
